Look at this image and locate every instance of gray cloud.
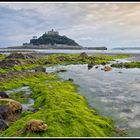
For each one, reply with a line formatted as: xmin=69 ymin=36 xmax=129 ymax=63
xmin=0 ymin=2 xmax=140 ymax=48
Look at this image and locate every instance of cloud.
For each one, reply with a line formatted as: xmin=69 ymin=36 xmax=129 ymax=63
xmin=0 ymin=2 xmax=140 ymax=48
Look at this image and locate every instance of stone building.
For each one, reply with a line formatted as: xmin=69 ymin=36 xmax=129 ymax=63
xmin=47 ymin=29 xmax=59 ymax=35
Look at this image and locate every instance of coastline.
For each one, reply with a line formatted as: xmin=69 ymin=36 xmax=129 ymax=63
xmin=0 ymin=53 xmax=128 ymax=137
xmin=1 ymin=49 xmax=140 ymax=57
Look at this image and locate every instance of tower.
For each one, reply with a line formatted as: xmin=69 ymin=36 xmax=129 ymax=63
xmin=48 ymin=29 xmax=59 ymax=35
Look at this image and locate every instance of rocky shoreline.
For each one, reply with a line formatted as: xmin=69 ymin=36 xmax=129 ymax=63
xmin=0 ymin=52 xmax=130 ymax=137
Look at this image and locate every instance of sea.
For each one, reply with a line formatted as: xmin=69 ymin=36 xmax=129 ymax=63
xmin=1 ymin=48 xmax=140 ymax=55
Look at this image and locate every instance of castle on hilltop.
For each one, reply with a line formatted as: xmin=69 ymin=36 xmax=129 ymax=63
xmin=47 ymin=29 xmax=59 ymax=35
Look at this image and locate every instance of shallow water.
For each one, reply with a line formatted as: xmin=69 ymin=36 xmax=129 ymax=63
xmin=1 ymin=48 xmax=140 ymax=55
xmin=45 ymin=59 xmax=140 ymax=137
xmin=6 ymin=86 xmax=34 ymax=111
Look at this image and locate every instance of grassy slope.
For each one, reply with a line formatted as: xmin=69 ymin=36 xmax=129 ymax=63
xmin=0 ymin=72 xmax=119 ymax=137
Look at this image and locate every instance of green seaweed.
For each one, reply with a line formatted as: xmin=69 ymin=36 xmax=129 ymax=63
xmin=111 ymin=61 xmax=140 ymax=68
xmin=0 ymin=53 xmax=130 ymax=137
xmin=0 ymin=54 xmax=130 ymax=74
xmin=0 ymin=72 xmax=121 ymax=137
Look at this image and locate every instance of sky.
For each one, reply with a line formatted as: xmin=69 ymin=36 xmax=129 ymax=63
xmin=0 ymin=2 xmax=140 ymax=49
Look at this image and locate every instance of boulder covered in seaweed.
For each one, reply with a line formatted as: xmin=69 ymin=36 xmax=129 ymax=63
xmin=0 ymin=99 xmax=22 ymax=114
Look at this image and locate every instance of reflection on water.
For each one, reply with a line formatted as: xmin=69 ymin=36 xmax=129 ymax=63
xmin=45 ymin=61 xmax=140 ymax=137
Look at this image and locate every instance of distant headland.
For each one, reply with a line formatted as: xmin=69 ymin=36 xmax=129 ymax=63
xmin=7 ymin=29 xmax=107 ymax=50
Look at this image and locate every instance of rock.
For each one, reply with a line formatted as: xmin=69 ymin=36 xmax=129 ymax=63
xmin=0 ymin=99 xmax=22 ymax=122
xmin=0 ymin=92 xmax=9 ymax=98
xmin=79 ymin=52 xmax=88 ymax=58
xmin=0 ymin=99 xmax=22 ymax=114
xmin=27 ymin=59 xmax=37 ymax=64
xmin=118 ymin=71 xmax=122 ymax=74
xmin=56 ymin=56 xmax=67 ymax=61
xmin=0 ymin=105 xmax=17 ymax=122
xmin=25 ymin=119 xmax=48 ymax=132
xmin=34 ymin=66 xmax=46 ymax=72
xmin=44 ymin=60 xmax=52 ymax=64
xmin=31 ymin=108 xmax=40 ymax=113
xmin=115 ymin=128 xmax=127 ymax=135
xmin=101 ymin=62 xmax=106 ymax=65
xmin=0 ymin=105 xmax=13 ymax=121
xmin=68 ymin=78 xmax=74 ymax=82
xmin=27 ymin=108 xmax=40 ymax=113
xmin=95 ymin=66 xmax=99 ymax=69
xmin=121 ymin=108 xmax=132 ymax=113
xmin=8 ymin=100 xmax=22 ymax=114
xmin=0 ymin=114 xmax=3 ymax=119
xmin=0 ymin=59 xmax=24 ymax=68
xmin=6 ymin=53 xmax=36 ymax=59
xmin=102 ymin=66 xmax=112 ymax=72
xmin=56 ymin=69 xmax=67 ymax=73
xmin=0 ymin=119 xmax=8 ymax=130
xmin=88 ymin=64 xmax=93 ymax=70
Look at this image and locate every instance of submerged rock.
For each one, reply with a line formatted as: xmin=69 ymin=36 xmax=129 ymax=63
xmin=0 ymin=92 xmax=9 ymax=98
xmin=88 ymin=64 xmax=93 ymax=70
xmin=118 ymin=71 xmax=123 ymax=74
xmin=25 ymin=119 xmax=48 ymax=132
xmin=68 ymin=78 xmax=74 ymax=82
xmin=95 ymin=66 xmax=99 ymax=69
xmin=56 ymin=69 xmax=67 ymax=73
xmin=0 ymin=119 xmax=8 ymax=130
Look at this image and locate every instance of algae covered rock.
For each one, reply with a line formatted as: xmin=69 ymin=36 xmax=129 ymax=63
xmin=34 ymin=66 xmax=46 ymax=72
xmin=68 ymin=78 xmax=74 ymax=82
xmin=56 ymin=69 xmax=67 ymax=73
xmin=56 ymin=56 xmax=67 ymax=61
xmin=0 ymin=99 xmax=22 ymax=122
xmin=0 ymin=99 xmax=22 ymax=114
xmin=79 ymin=52 xmax=88 ymax=58
xmin=0 ymin=59 xmax=24 ymax=68
xmin=25 ymin=119 xmax=48 ymax=132
xmin=6 ymin=53 xmax=36 ymax=59
xmin=0 ymin=105 xmax=13 ymax=120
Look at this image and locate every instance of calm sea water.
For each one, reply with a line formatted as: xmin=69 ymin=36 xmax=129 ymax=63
xmin=1 ymin=48 xmax=140 ymax=54
xmin=45 ymin=58 xmax=140 ymax=137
